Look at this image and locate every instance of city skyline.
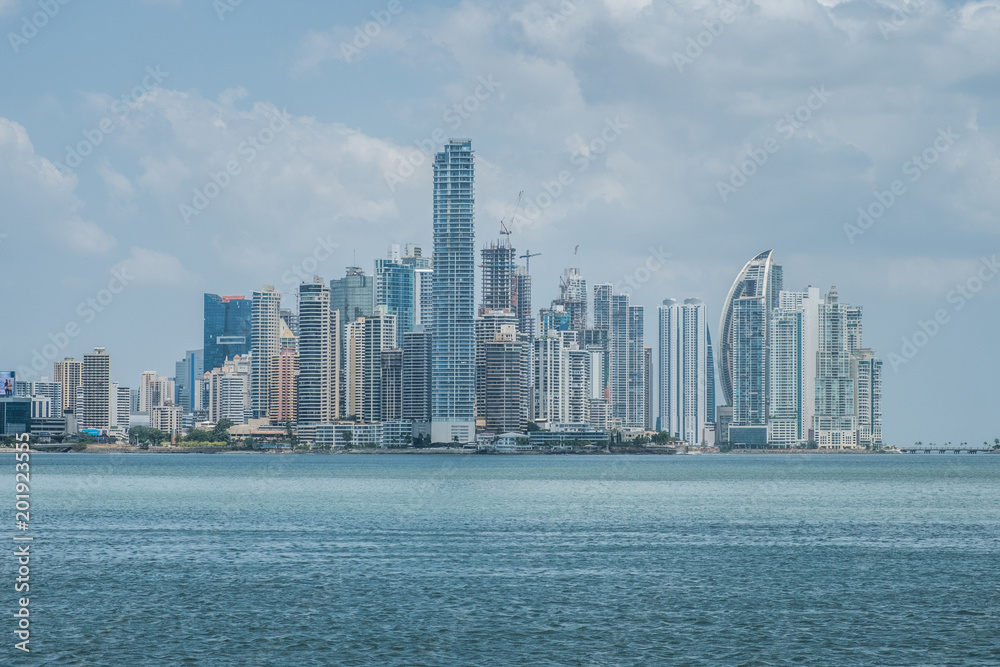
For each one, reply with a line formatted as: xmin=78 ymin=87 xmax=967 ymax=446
xmin=2 ymin=3 xmax=998 ymax=445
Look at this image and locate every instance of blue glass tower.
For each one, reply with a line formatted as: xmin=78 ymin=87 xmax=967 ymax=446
xmin=431 ymin=140 xmax=476 ymax=444
xmin=204 ymin=294 xmax=252 ymax=373
xmin=374 ymin=258 xmax=414 ymax=348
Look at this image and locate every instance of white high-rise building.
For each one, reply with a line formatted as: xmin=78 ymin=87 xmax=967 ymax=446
xmin=534 ymin=330 xmax=591 ymax=426
xmin=82 ymin=347 xmax=111 ymax=430
xmin=768 ymin=287 xmax=822 ymax=445
xmin=851 ymin=348 xmax=883 ymax=449
xmin=813 ymin=286 xmax=858 ymax=449
xmin=138 ymin=371 xmax=174 ymax=414
xmin=658 ymin=298 xmax=712 ymax=446
xmin=297 ymin=278 xmax=339 ymax=425
xmin=250 ymin=285 xmax=281 ymax=419
xmin=207 ymin=355 xmax=251 ymax=424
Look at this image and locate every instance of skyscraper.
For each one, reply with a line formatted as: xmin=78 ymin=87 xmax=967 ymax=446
xmin=475 ymin=308 xmax=518 ymax=418
xmin=658 ymin=298 xmax=712 ymax=445
xmin=204 ymin=294 xmax=252 ymax=373
xmin=480 ymin=241 xmax=517 ymax=314
xmin=768 ymin=287 xmax=821 ymax=445
xmin=593 ymin=283 xmax=612 ymax=331
xmin=402 ymin=328 xmax=432 ymax=427
xmin=175 ymin=349 xmax=203 ymax=414
xmin=851 ymin=348 xmax=883 ymax=449
xmin=483 ymin=325 xmax=528 ymax=433
xmin=718 ymin=250 xmax=783 ymax=408
xmin=297 ymin=279 xmax=339 ymax=425
xmin=431 ymin=139 xmax=476 ymax=444
xmin=610 ymin=292 xmax=645 ymax=428
xmin=380 ymin=348 xmax=403 ymax=422
xmin=270 ymin=348 xmax=299 ymax=424
xmin=720 ymin=250 xmax=782 ymax=446
xmin=361 ymin=309 xmax=397 ymax=423
xmin=512 ymin=266 xmax=534 ymax=337
xmin=814 ymin=286 xmax=858 ymax=448
xmin=552 ymin=268 xmax=587 ymax=333
xmin=375 ymin=246 xmax=416 ymax=347
xmin=250 ymin=285 xmax=281 ymax=419
xmin=82 ymin=347 xmax=110 ymax=430
xmin=331 ymin=267 xmax=375 ymax=416
xmin=53 ymin=358 xmax=82 ymax=415
xmin=207 ymin=355 xmax=251 ymax=424
xmin=330 ymin=267 xmax=375 ymax=323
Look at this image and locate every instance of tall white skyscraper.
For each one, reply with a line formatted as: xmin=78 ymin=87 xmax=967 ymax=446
xmin=250 ymin=285 xmax=281 ymax=419
xmin=658 ymin=298 xmax=712 ymax=446
xmin=610 ymin=292 xmax=645 ymax=428
xmin=431 ymin=140 xmax=476 ymax=444
xmin=768 ymin=287 xmax=822 ymax=445
xmin=814 ymin=286 xmax=858 ymax=448
xmin=297 ymin=278 xmax=339 ymax=425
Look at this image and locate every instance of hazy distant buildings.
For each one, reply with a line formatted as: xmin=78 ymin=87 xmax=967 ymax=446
xmin=431 ymin=139 xmax=476 ymax=444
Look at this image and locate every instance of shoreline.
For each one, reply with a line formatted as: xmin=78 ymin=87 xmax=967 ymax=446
xmin=10 ymin=445 xmax=994 ymax=455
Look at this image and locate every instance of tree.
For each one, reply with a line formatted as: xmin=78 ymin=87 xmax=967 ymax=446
xmin=994 ymin=438 xmax=999 ymax=450
xmin=211 ymin=418 xmax=234 ymax=444
xmin=285 ymin=422 xmax=298 ymax=447
xmin=185 ymin=429 xmax=214 ymax=443
xmin=526 ymin=421 xmax=541 ymax=432
xmin=342 ymin=430 xmax=353 ymax=449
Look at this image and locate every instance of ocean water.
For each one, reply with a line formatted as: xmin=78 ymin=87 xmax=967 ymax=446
xmin=4 ymin=453 xmax=1000 ymax=666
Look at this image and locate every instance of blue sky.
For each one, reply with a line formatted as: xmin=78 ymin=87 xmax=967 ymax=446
xmin=1 ymin=0 xmax=998 ymax=445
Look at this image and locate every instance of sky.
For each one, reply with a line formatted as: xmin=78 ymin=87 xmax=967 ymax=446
xmin=0 ymin=0 xmax=997 ymax=446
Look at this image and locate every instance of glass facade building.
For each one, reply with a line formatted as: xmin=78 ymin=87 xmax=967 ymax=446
xmin=204 ymin=294 xmax=252 ymax=374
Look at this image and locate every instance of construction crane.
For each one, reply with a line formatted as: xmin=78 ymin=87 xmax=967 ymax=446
xmin=520 ymin=249 xmax=541 ymax=274
xmin=498 ymin=190 xmax=523 ymax=245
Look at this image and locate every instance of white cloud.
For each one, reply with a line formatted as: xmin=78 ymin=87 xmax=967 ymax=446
xmin=115 ymin=247 xmax=197 ymax=286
